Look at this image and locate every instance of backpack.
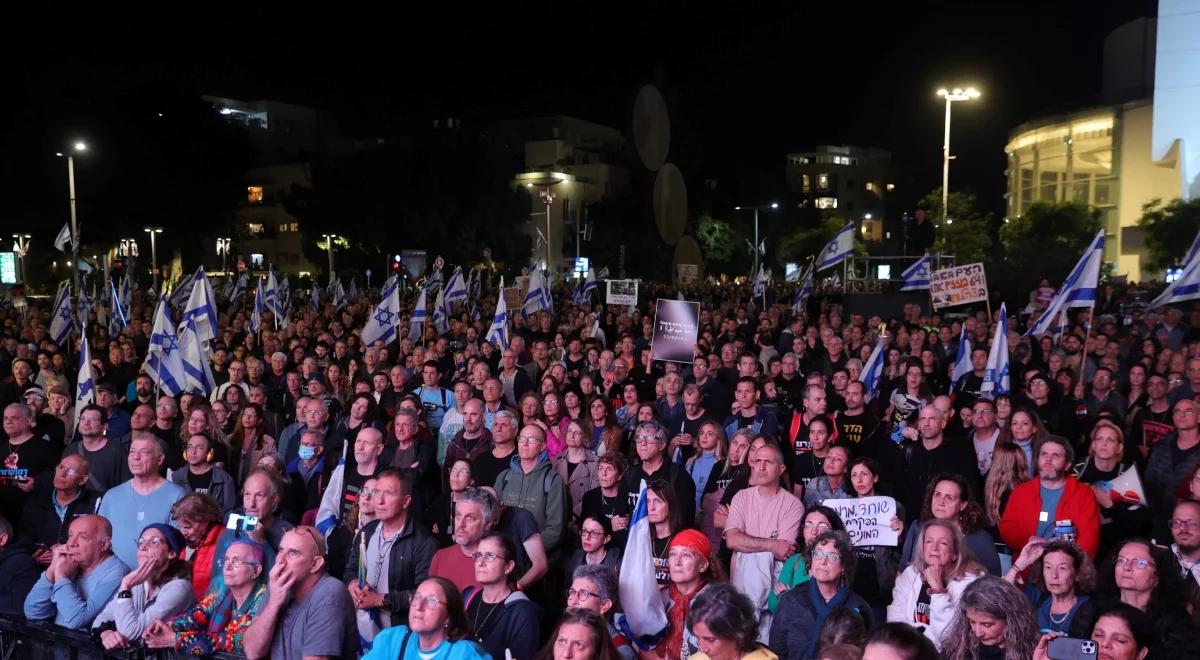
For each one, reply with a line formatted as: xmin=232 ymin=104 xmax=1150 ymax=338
xmin=498 ymin=466 xmax=571 ymax=548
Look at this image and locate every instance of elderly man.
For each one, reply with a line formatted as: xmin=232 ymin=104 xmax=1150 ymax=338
xmin=473 ymin=410 xmax=519 ymax=491
xmin=210 ymin=470 xmax=294 ymax=592
xmin=241 ymin=526 xmax=356 ymax=660
xmin=429 ymin=486 xmax=494 ymax=592
xmin=619 ymin=421 xmax=697 ymax=528
xmin=1 ymin=402 xmax=60 ymax=523
xmin=21 ymin=454 xmax=98 ymax=560
xmin=496 ymin=424 xmax=569 ymax=558
xmin=24 ymin=514 xmax=129 ymax=628
xmin=98 ymin=434 xmax=187 ymax=569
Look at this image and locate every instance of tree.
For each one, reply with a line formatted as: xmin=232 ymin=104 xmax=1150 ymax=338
xmin=779 ymin=216 xmax=866 ymax=273
xmin=696 ymin=214 xmax=739 ymax=271
xmin=1137 ymin=197 xmax=1200 ymax=273
xmin=917 ymin=189 xmax=992 ymax=264
xmin=999 ymin=200 xmax=1101 ymax=296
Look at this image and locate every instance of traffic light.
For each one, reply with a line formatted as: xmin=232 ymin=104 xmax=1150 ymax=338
xmin=391 ymin=254 xmax=402 ymax=271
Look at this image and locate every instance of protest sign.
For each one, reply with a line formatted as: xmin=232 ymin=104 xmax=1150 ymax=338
xmin=930 ymin=263 xmax=988 ymax=309
xmin=607 ymin=279 xmax=639 ymax=306
xmin=651 ymin=298 xmax=700 ymax=363
xmin=823 ymin=496 xmax=900 ymax=546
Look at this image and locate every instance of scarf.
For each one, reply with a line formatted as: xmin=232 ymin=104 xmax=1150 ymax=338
xmin=655 ymin=581 xmax=703 ymax=659
xmin=806 ymin=579 xmax=850 ymax=658
xmin=207 ymin=583 xmax=264 ymax=633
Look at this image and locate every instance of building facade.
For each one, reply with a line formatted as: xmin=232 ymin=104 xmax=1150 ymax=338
xmin=785 ymin=145 xmax=894 ymax=242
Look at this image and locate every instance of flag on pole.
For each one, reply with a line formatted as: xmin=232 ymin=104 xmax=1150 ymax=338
xmin=249 ymin=279 xmax=264 ymax=334
xmin=180 ymin=267 xmax=219 ymax=344
xmin=859 ymin=336 xmax=887 ymax=401
xmin=408 ymin=288 xmax=428 ymax=341
xmin=310 ymin=283 xmax=321 ymax=311
xmin=50 ymin=282 xmax=73 ymax=346
xmin=1025 ymin=230 xmax=1105 ymax=337
xmin=177 ymin=314 xmax=216 ymax=396
xmin=423 ymin=269 xmax=443 ymax=295
xmin=950 ymin=324 xmax=973 ymax=390
xmin=816 ymin=223 xmax=855 ymax=270
xmin=54 ymin=223 xmax=73 ymax=253
xmin=486 ymin=294 xmax=509 ymax=349
xmin=792 ymin=266 xmax=813 ymax=316
xmin=144 ymin=298 xmax=187 ymax=396
xmin=225 ymin=273 xmax=247 ymax=304
xmin=616 ymin=480 xmax=669 ymax=649
xmin=445 ymin=267 xmax=467 ymax=306
xmin=752 ymin=264 xmax=766 ymax=300
xmin=279 ymin=274 xmax=291 ymax=312
xmin=522 ymin=270 xmax=550 ymax=317
xmin=330 ymin=278 xmax=347 ymax=311
xmin=107 ymin=278 xmax=128 ymax=337
xmin=1148 ymin=230 xmax=1200 ymax=308
xmin=348 ymin=278 xmax=359 ymax=301
xmin=431 ymin=286 xmax=450 ymax=335
xmin=169 ymin=270 xmax=198 ymax=308
xmin=580 ymin=268 xmax=597 ymax=305
xmin=264 ymin=268 xmax=280 ymax=327
xmin=362 ymin=277 xmax=401 ymax=346
xmin=900 ymin=255 xmax=932 ymax=291
xmin=74 ymin=324 xmax=95 ymax=427
xmin=981 ymin=303 xmax=1011 ymax=396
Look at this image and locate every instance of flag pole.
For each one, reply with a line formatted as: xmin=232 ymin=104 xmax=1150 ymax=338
xmin=1076 ymin=302 xmax=1096 ymax=387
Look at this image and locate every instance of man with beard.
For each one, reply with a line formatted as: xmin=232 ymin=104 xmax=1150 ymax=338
xmin=1169 ymin=498 xmax=1200 ymax=616
xmin=999 ymin=435 xmax=1100 ymax=559
xmin=121 ymin=373 xmax=156 ymax=415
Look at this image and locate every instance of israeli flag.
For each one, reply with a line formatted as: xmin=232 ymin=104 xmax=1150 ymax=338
xmin=49 ymin=282 xmax=73 ymax=346
xmin=523 ymin=270 xmax=550 ymax=317
xmin=169 ymin=270 xmax=198 ymax=308
xmin=226 ymin=273 xmax=247 ymax=304
xmin=348 ymin=278 xmax=359 ymax=301
xmin=330 ymin=278 xmax=347 ymax=311
xmin=144 ymin=298 xmax=187 ymax=396
xmin=362 ymin=277 xmax=401 ymax=346
xmin=107 ymin=278 xmax=128 ymax=337
xmin=423 ymin=269 xmax=443 ymax=295
xmin=264 ymin=268 xmax=280 ymax=327
xmin=249 ymin=279 xmax=264 ymax=334
xmin=616 ymin=480 xmax=668 ymax=649
xmin=408 ymin=288 xmax=428 ymax=341
xmin=900 ymin=255 xmax=931 ymax=291
xmin=816 ymin=223 xmax=855 ymax=271
xmin=859 ymin=337 xmax=887 ymax=401
xmin=950 ymin=324 xmax=973 ymax=390
xmin=279 ymin=274 xmax=291 ymax=312
xmin=752 ymin=264 xmax=766 ymax=300
xmin=982 ymin=303 xmax=1011 ymax=396
xmin=431 ymin=286 xmax=450 ymax=335
xmin=792 ymin=266 xmax=813 ymax=316
xmin=581 ymin=268 xmax=597 ymax=302
xmin=1025 ymin=230 xmax=1105 ymax=337
xmin=486 ymin=294 xmax=509 ymax=349
xmin=445 ymin=267 xmax=467 ymax=306
xmin=467 ymin=268 xmax=482 ymax=301
xmin=74 ymin=324 xmax=95 ymax=427
xmin=310 ymin=283 xmax=321 ymax=311
xmin=180 ymin=267 xmax=219 ymax=344
xmin=177 ymin=313 xmax=216 ymax=396
xmin=470 ymin=302 xmax=481 ymax=323
xmin=54 ymin=223 xmax=73 ymax=254
xmin=1149 ymin=230 xmax=1200 ymax=308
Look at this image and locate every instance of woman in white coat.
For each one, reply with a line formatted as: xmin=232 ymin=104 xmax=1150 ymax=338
xmin=887 ymin=518 xmax=984 ymax=650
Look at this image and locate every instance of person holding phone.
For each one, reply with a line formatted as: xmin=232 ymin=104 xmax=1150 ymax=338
xmin=1032 ymin=602 xmax=1154 ymax=660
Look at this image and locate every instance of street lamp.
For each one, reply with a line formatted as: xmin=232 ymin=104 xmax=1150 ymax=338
xmin=936 ymin=86 xmax=981 ymax=227
xmin=119 ymin=238 xmax=139 ymax=258
xmin=734 ymin=202 xmax=779 ymax=275
xmin=12 ymin=234 xmax=31 ymax=283
xmin=55 ymin=141 xmax=88 ymax=298
xmin=216 ymin=237 xmax=232 ymax=274
xmin=321 ymin=234 xmax=337 ymax=285
xmin=144 ymin=227 xmax=163 ymax=291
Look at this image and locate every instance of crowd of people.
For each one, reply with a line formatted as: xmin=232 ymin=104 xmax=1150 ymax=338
xmin=0 ymin=274 xmax=1197 ymax=660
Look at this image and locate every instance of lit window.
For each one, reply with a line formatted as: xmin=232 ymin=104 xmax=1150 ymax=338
xmin=247 ymin=223 xmax=264 ymax=236
xmin=865 ymin=182 xmax=876 ymax=192
xmin=290 ymin=222 xmax=300 ymax=232
xmin=247 ymin=186 xmax=264 ymax=204
xmin=886 ymin=183 xmax=895 ymax=191
xmin=802 ymin=175 xmax=811 ymax=193
xmin=818 ymin=174 xmax=830 ymax=190
xmin=250 ymin=253 xmax=264 ymax=267
xmin=278 ymin=223 xmax=290 ymax=233
xmin=816 ymin=197 xmax=838 ymax=209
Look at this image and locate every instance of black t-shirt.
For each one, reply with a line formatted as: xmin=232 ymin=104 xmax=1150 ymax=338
xmin=187 ymin=468 xmax=214 ymax=495
xmin=0 ymin=435 xmax=60 ymax=523
xmin=652 ymin=532 xmax=671 ymax=586
xmin=339 ymin=467 xmax=372 ymax=530
xmin=473 ymin=448 xmax=516 ymax=491
xmin=65 ymin=437 xmax=132 ymax=494
xmin=674 ymin=412 xmax=716 ymax=463
xmin=563 ymin=355 xmax=589 ymax=383
xmin=790 ymin=450 xmax=826 ymax=491
xmin=580 ymin=487 xmax=632 ymax=548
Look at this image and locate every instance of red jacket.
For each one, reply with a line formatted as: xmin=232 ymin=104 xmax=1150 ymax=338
xmin=998 ymin=476 xmax=1100 ymax=559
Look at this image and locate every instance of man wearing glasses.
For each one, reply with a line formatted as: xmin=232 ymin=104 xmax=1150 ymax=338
xmin=242 ymin=526 xmax=356 ymax=660
xmin=1169 ymin=498 xmax=1200 ymax=611
xmin=619 ymin=421 xmax=697 ymax=528
xmin=968 ymin=398 xmax=1001 ymax=476
xmin=495 ymin=425 xmax=569 ymax=557
xmin=1147 ymin=399 xmax=1200 ymax=541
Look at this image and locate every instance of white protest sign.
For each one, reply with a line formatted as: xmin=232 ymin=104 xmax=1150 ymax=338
xmin=823 ymin=496 xmax=900 ymax=547
xmin=930 ymin=262 xmax=988 ymax=309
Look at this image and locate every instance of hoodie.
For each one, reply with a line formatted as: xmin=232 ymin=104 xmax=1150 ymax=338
xmin=495 ymin=450 xmax=568 ymax=554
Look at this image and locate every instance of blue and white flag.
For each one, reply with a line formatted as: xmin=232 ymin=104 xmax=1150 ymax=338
xmin=467 ymin=268 xmax=482 ymax=302
xmin=752 ymin=264 xmax=766 ymax=300
xmin=1025 ymin=230 xmax=1105 ymax=337
xmin=226 ymin=273 xmax=247 ymax=305
xmin=362 ymin=277 xmax=401 ymax=346
xmin=580 ymin=268 xmax=597 ymax=305
xmin=278 ymin=274 xmax=291 ymax=312
xmin=180 ymin=267 xmax=219 ymax=344
xmin=249 ymin=279 xmax=264 ymax=334
xmin=310 ymin=283 xmax=321 ymax=311
xmin=859 ymin=336 xmax=887 ymax=401
xmin=900 ymin=255 xmax=932 ymax=291
xmin=264 ymin=268 xmax=280 ymax=327
xmin=616 ymin=480 xmax=668 ymax=649
xmin=431 ymin=286 xmax=450 ymax=335
xmin=49 ymin=282 xmax=73 ymax=346
xmin=423 ymin=269 xmax=443 ymax=295
xmin=348 ymin=278 xmax=359 ymax=301
xmin=816 ymin=223 xmax=855 ymax=271
xmin=144 ymin=298 xmax=187 ymax=396
xmin=981 ymin=303 xmax=1011 ymax=396
xmin=950 ymin=324 xmax=973 ymax=390
xmin=486 ymin=294 xmax=509 ymax=349
xmin=169 ymin=270 xmax=198 ymax=308
xmin=792 ymin=266 xmax=813 ymax=316
xmin=445 ymin=267 xmax=467 ymax=306
xmin=1149 ymin=230 xmax=1200 ymax=308
xmin=74 ymin=324 xmax=95 ymax=427
xmin=523 ymin=270 xmax=550 ymax=317
xmin=177 ymin=313 xmax=216 ymax=396
xmin=107 ymin=278 xmax=128 ymax=337
xmin=470 ymin=302 xmax=481 ymax=323
xmin=330 ymin=278 xmax=347 ymax=311
xmin=408 ymin=288 xmax=428 ymax=341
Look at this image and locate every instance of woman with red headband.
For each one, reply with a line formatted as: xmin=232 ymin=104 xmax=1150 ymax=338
xmin=645 ymin=529 xmax=727 ymax=660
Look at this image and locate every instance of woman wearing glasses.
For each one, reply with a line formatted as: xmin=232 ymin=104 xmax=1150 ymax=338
xmin=363 ymin=576 xmax=489 ymax=659
xmin=462 ymin=533 xmax=540 ymax=660
xmin=770 ymin=530 xmax=872 ymax=660
xmin=92 ymin=524 xmax=194 ymax=650
xmin=564 ymin=515 xmax=622 ymax=581
xmin=565 ymin=565 xmax=635 ymax=660
xmin=768 ymin=505 xmax=846 ymax=613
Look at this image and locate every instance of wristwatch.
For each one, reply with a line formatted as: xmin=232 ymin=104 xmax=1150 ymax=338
xmin=381 ymin=593 xmax=392 ymax=610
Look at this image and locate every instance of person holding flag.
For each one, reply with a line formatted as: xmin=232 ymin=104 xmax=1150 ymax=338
xmin=74 ymin=324 xmax=96 ymax=428
xmin=249 ymin=279 xmax=265 ymax=335
xmin=49 ymin=282 xmax=73 ymax=347
xmin=1025 ymin=230 xmax=1104 ymax=339
xmin=407 ymin=288 xmax=428 ymax=341
xmin=486 ymin=294 xmax=509 ymax=349
xmin=615 ymin=479 xmax=668 ymax=653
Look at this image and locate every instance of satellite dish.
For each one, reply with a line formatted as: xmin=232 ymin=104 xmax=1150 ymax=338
xmin=632 ymin=85 xmax=670 ymax=171
xmin=653 ymin=163 xmax=688 ymax=245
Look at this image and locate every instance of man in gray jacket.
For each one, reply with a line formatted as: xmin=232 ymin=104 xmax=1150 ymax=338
xmin=494 ymin=424 xmax=568 ymax=557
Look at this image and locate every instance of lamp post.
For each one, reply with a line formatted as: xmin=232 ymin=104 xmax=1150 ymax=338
xmin=321 ymin=234 xmax=337 ymax=285
xmin=12 ymin=234 xmax=31 ymax=284
xmin=56 ymin=141 xmax=88 ymax=298
xmin=734 ymin=202 xmax=779 ymax=276
xmin=216 ymin=237 xmax=232 ymax=274
xmin=144 ymin=227 xmax=163 ymax=291
xmin=936 ymin=86 xmax=980 ymax=227
xmin=539 ymin=188 xmax=556 ymax=272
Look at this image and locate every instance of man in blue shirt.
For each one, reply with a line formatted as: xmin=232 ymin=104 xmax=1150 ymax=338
xmin=413 ymin=360 xmax=454 ymax=433
xmin=97 ymin=434 xmax=186 ymax=569
xmin=24 ymin=514 xmax=128 ymax=628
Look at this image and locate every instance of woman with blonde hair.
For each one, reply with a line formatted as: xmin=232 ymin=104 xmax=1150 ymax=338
xmin=182 ymin=401 xmax=231 ymax=470
xmin=685 ymin=421 xmax=727 ymax=516
xmin=1072 ymin=420 xmax=1147 ymax=558
xmin=888 ymin=519 xmax=985 ymax=650
xmin=984 ymin=444 xmax=1028 ymax=529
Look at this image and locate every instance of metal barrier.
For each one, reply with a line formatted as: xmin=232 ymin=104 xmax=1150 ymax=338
xmin=0 ymin=616 xmax=245 ymax=660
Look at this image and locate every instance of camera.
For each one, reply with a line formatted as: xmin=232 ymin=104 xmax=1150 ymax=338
xmin=226 ymin=513 xmax=260 ymax=533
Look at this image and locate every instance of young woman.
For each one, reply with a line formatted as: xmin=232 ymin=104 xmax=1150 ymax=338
xmin=689 ymin=583 xmax=777 ymax=660
xmin=647 ymin=482 xmax=684 ymax=588
xmin=183 ymin=402 xmax=230 ymax=471
xmin=93 ymin=524 xmax=195 ymax=650
xmin=325 ymin=361 xmax=349 ymax=406
xmin=553 ymin=419 xmax=600 ymax=522
xmin=540 ymin=608 xmax=622 ymax=660
xmin=983 ymin=444 xmax=1028 ymax=534
xmin=771 ymin=531 xmax=873 ymax=660
xmin=463 ymin=534 xmax=541 ymax=660
xmin=563 ymin=515 xmax=622 ymax=583
xmin=586 ymin=395 xmax=623 ymax=457
xmin=221 ymin=384 xmax=247 ymax=426
xmin=686 ymin=421 xmax=727 ymax=516
xmin=885 ymin=359 xmax=931 ymax=443
xmin=845 ymin=457 xmax=904 ymax=623
xmin=579 ymin=453 xmax=631 ymax=549
xmin=940 ymin=576 xmax=1039 ymax=660
xmin=230 ymin=403 xmax=275 ymax=487
xmin=428 ymin=459 xmax=475 ymax=547
xmin=888 ymin=519 xmax=985 ymax=650
xmin=538 ymin=391 xmax=570 ymax=459
xmin=994 ymin=395 xmax=1012 ymax=432
xmin=363 ymin=576 xmax=488 ymax=660
xmin=1072 ymin=421 xmax=1148 ymax=558
xmin=212 ymin=400 xmax=235 ymax=436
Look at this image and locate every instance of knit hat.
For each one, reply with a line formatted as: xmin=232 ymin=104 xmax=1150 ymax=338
xmin=142 ymin=523 xmax=187 ymax=556
xmin=668 ymin=528 xmax=712 ymax=561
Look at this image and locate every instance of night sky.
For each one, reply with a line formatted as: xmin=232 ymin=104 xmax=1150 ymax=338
xmin=3 ymin=0 xmax=1156 ymax=241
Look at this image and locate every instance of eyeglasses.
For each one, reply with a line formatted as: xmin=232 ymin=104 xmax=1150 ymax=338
xmin=517 ymin=435 xmax=543 ymax=445
xmin=54 ymin=465 xmax=81 ymax=476
xmin=359 ymin=488 xmax=378 ymax=500
xmin=580 ymin=528 xmax=605 ymax=539
xmin=811 ymin=549 xmax=843 ymax=564
xmin=135 ymin=536 xmax=168 ymax=548
xmin=1115 ymin=555 xmax=1153 ymax=570
xmin=803 ymin=521 xmax=832 ymax=532
xmin=449 ymin=468 xmax=471 ymax=476
xmin=566 ymin=588 xmax=600 ymax=601
xmin=1170 ymin=519 xmax=1200 ymax=531
xmin=972 ymin=409 xmax=995 ymax=416
xmin=472 ymin=551 xmax=507 ymax=564
xmin=225 ymin=557 xmax=260 ymax=570
xmin=634 ymin=436 xmax=660 ymax=445
xmin=409 ymin=593 xmax=446 ymax=610
xmin=1175 ymin=408 xmax=1198 ymax=416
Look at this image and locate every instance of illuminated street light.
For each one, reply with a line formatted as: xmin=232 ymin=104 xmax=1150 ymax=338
xmin=936 ymin=86 xmax=981 ymax=227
